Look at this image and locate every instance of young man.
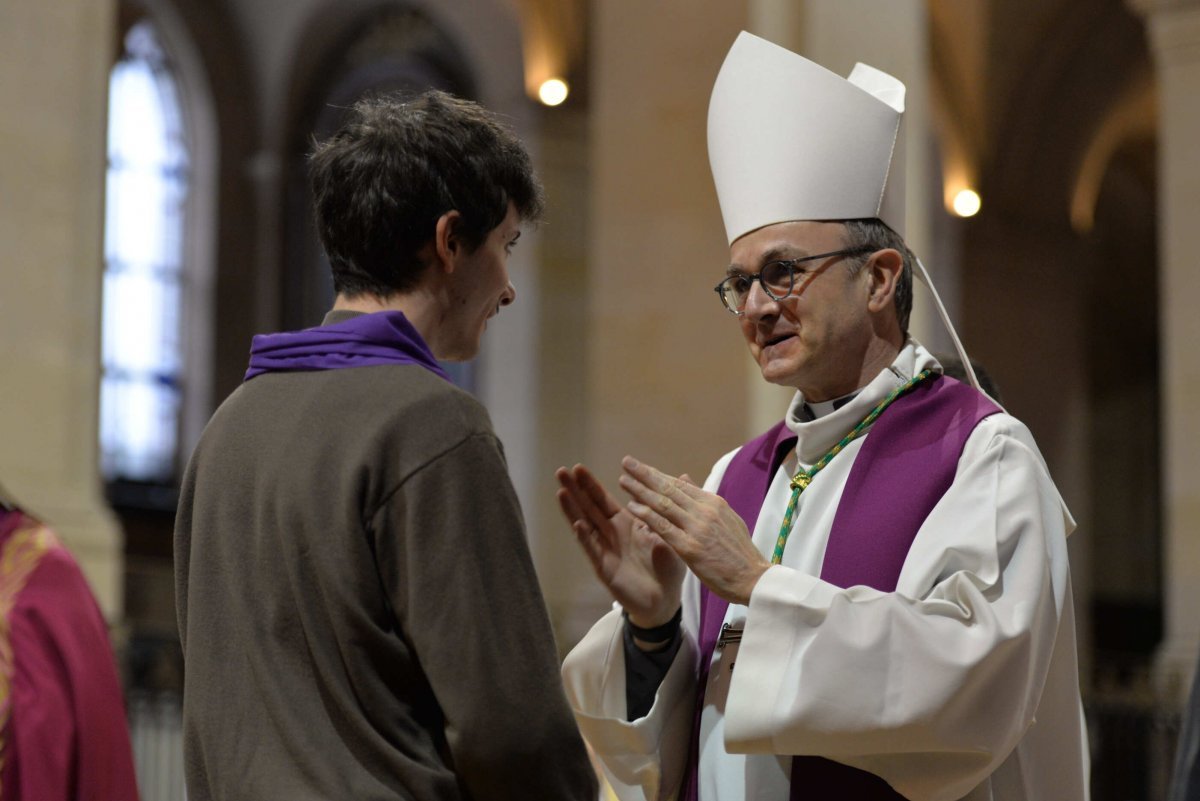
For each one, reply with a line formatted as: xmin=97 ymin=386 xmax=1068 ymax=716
xmin=559 ymin=33 xmax=1088 ymax=800
xmin=175 ymin=91 xmax=598 ymax=801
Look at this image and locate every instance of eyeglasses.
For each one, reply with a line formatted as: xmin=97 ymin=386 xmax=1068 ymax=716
xmin=713 ymin=247 xmax=875 ymax=315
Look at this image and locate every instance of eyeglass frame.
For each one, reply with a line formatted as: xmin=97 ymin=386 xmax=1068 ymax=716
xmin=712 ymin=246 xmax=877 ymax=315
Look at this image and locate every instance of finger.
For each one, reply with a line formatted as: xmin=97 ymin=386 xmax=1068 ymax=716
xmin=566 ymin=467 xmax=624 ymax=536
xmin=571 ymin=521 xmax=617 ymax=583
xmin=632 ymin=519 xmax=674 ymax=552
xmin=618 ymin=472 xmax=695 ymax=531
xmin=562 ymin=487 xmax=612 ymax=538
xmin=555 ymin=469 xmax=594 ymax=525
xmin=557 ymin=487 xmax=603 ymax=553
xmin=556 ymin=486 xmax=587 ymax=528
xmin=555 ymin=467 xmax=579 ymax=499
xmin=557 ymin=464 xmax=595 ymax=508
xmin=571 ymin=519 xmax=605 ymax=561
xmin=621 ymin=456 xmax=675 ymax=494
xmin=622 ymin=457 xmax=702 ymax=505
xmin=667 ymin=472 xmax=710 ymax=501
xmin=626 ymin=501 xmax=682 ymax=548
xmin=618 ymin=458 xmax=676 ymax=505
xmin=572 ymin=464 xmax=624 ymax=518
xmin=557 ymin=465 xmax=593 ymax=498
xmin=668 ymin=473 xmax=708 ymax=500
xmin=555 ymin=465 xmax=574 ymax=489
xmin=555 ymin=466 xmax=584 ymax=511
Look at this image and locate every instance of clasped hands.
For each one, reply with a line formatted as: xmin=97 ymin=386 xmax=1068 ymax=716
xmin=555 ymin=456 xmax=770 ymax=629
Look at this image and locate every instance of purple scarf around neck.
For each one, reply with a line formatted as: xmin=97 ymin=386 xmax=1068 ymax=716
xmin=244 ymin=310 xmax=449 ymax=382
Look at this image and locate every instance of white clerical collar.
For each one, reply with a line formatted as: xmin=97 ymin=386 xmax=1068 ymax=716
xmin=802 ymin=392 xmax=859 ymax=421
xmin=784 ymin=340 xmax=939 ymax=463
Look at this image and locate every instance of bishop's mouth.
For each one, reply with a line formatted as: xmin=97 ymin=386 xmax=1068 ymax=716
xmin=763 ymin=333 xmax=795 ymax=348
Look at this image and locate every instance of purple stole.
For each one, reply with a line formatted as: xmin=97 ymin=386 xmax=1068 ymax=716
xmin=682 ymin=375 xmax=1000 ymax=801
xmin=244 ymin=310 xmax=450 ymax=382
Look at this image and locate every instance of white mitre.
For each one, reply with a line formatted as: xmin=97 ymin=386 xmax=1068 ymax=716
xmin=708 ymin=31 xmax=907 ymax=244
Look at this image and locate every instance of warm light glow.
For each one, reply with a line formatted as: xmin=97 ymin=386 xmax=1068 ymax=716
xmin=952 ymin=189 xmax=982 ymax=218
xmin=538 ymin=78 xmax=569 ymax=106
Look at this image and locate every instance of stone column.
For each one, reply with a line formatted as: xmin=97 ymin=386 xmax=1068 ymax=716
xmin=1129 ymin=0 xmax=1200 ymax=687
xmin=0 ymin=0 xmax=124 ymax=617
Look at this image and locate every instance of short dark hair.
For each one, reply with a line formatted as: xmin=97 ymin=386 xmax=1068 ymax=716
xmin=840 ymin=219 xmax=914 ymax=334
xmin=308 ymin=90 xmax=544 ymax=297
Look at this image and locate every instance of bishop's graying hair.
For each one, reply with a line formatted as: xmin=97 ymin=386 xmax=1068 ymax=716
xmin=841 ymin=218 xmax=915 ymax=335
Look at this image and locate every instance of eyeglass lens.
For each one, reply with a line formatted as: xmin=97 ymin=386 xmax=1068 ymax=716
xmin=722 ymin=261 xmax=796 ymax=310
xmin=760 ymin=262 xmax=795 ymax=296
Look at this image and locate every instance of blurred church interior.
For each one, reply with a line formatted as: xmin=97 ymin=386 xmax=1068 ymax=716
xmin=2 ymin=0 xmax=1199 ymax=797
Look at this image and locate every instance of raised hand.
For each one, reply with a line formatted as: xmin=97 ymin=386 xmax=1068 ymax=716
xmin=556 ymin=464 xmax=685 ymax=628
xmin=617 ymin=456 xmax=769 ymax=606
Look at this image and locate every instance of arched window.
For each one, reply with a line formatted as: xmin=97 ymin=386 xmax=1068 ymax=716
xmin=101 ymin=19 xmax=190 ymax=484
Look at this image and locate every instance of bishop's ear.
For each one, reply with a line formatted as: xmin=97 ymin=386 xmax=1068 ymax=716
xmin=865 ymin=248 xmax=903 ymax=313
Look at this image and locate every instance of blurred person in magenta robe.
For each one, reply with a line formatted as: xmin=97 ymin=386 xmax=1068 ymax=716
xmin=0 ymin=485 xmax=139 ymax=801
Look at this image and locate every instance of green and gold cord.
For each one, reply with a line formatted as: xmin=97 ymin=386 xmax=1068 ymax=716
xmin=769 ymin=369 xmax=932 ymax=564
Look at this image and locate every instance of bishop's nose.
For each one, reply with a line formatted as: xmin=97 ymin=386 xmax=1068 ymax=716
xmin=742 ymin=279 xmax=781 ymax=321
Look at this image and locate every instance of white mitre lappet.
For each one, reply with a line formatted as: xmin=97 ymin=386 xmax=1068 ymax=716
xmin=708 ymin=31 xmax=981 ymax=390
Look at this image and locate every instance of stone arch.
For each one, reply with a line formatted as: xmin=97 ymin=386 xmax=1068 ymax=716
xmin=985 ymin=0 xmax=1151 ymax=228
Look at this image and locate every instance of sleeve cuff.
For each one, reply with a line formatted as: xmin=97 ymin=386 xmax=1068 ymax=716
xmin=562 ymin=606 xmax=698 ymax=796
xmin=724 ymin=565 xmax=834 ymax=751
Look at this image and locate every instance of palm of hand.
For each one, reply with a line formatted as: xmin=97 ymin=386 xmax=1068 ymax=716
xmin=556 ymin=464 xmax=685 ymax=626
xmin=594 ymin=507 xmax=685 ymax=623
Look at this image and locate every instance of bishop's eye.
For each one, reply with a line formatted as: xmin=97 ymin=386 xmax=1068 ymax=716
xmin=761 ymin=261 xmax=796 ymax=292
xmin=728 ymin=275 xmax=754 ymax=295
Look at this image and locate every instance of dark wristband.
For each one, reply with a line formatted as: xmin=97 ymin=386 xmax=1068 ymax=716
xmin=623 ymin=606 xmax=682 ymax=642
